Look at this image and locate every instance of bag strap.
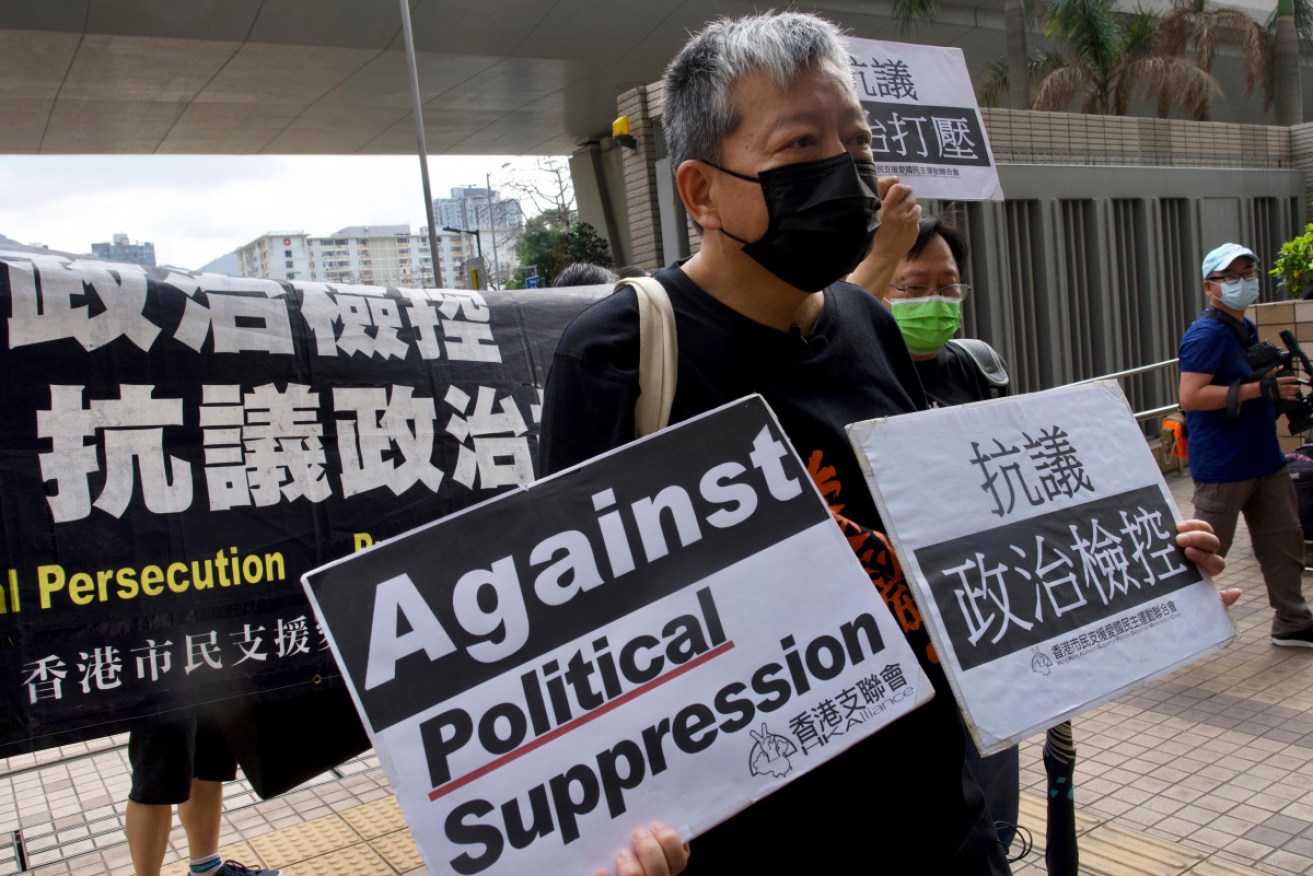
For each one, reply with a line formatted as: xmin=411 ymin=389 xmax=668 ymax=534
xmin=1205 ymin=307 xmax=1257 ymax=348
xmin=947 ymin=338 xmax=1010 ymax=390
xmin=625 ymin=277 xmax=678 ymax=437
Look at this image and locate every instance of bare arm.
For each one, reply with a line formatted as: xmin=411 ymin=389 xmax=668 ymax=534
xmin=1179 ymin=370 xmax=1298 ymax=411
xmin=847 ymin=178 xmax=920 ymax=298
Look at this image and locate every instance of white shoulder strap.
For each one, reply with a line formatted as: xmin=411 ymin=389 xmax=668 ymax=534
xmin=625 ymin=277 xmax=678 ymax=437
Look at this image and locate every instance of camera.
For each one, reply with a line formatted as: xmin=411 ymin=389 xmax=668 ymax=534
xmin=1245 ymin=330 xmax=1313 ymax=434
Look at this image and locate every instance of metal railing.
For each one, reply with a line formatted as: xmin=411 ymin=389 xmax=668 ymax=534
xmin=1067 ymin=356 xmax=1186 ymax=472
xmin=1070 ymin=357 xmax=1181 ymax=422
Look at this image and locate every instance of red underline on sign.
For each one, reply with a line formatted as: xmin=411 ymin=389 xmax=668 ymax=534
xmin=428 ymin=639 xmax=736 ymax=802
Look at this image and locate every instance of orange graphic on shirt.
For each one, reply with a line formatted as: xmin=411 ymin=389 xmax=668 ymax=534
xmin=807 ymin=448 xmax=938 ymax=665
xmin=806 ymin=450 xmax=844 ymax=514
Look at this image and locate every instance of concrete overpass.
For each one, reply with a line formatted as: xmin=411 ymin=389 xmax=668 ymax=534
xmin=5 ymin=0 xmax=1274 ymax=158
xmin=2 ymin=0 xmax=1304 ymax=272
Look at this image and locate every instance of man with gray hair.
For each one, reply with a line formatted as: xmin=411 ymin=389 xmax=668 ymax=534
xmin=542 ymin=11 xmax=1217 ymax=875
xmin=541 ymin=13 xmax=1006 ymax=872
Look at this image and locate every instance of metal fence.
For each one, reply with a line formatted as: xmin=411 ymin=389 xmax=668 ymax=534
xmin=924 ymin=162 xmax=1305 ymax=434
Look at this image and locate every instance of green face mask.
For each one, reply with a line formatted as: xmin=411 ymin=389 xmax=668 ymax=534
xmin=889 ymin=296 xmax=962 ymax=355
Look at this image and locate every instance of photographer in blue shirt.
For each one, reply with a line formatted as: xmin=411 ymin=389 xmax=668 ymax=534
xmin=1178 ymin=243 xmax=1313 ymax=647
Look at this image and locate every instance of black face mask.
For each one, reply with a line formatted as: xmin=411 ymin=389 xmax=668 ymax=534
xmin=710 ymin=152 xmax=882 ymax=292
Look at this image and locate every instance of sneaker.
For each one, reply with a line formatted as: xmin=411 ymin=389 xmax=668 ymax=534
xmin=213 ymin=862 xmax=282 ymax=876
xmin=1272 ymin=626 xmax=1313 ymax=648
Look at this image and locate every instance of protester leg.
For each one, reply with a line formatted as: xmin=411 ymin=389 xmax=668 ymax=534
xmin=181 ymin=715 xmax=240 ymax=870
xmin=1241 ymin=469 xmax=1313 ymax=638
xmin=127 ymin=722 xmax=198 ymax=876
xmin=179 ymin=779 xmax=223 ymax=862
xmin=126 ymin=801 xmax=174 ymax=876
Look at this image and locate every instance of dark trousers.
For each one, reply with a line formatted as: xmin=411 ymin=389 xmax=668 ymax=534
xmin=1192 ymin=469 xmax=1313 ymax=637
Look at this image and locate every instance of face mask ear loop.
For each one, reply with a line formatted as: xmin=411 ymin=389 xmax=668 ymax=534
xmin=702 ymin=160 xmax=761 ymax=183
xmin=701 ymin=161 xmax=762 ymax=247
xmin=720 ymin=227 xmax=753 ymax=246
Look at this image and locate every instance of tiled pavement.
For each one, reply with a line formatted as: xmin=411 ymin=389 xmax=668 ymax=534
xmin=7 ymin=470 xmax=1313 ymax=875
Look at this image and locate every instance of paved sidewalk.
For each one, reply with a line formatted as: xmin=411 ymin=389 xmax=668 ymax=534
xmin=6 ymin=470 xmax=1313 ymax=875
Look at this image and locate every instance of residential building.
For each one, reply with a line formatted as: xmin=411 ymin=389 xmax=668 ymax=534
xmin=231 ymin=226 xmax=467 ymax=288
xmin=235 ymin=232 xmax=312 ymax=281
xmin=433 ymin=186 xmax=525 ymax=285
xmin=309 ymin=225 xmax=426 ymax=287
xmin=433 ymin=187 xmax=524 ymax=234
xmin=90 ymin=233 xmax=156 ymax=267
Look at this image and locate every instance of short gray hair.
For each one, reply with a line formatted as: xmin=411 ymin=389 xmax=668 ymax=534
xmin=662 ymin=12 xmax=853 ymax=171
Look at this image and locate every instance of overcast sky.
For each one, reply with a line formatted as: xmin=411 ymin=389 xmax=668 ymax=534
xmin=0 ymin=154 xmax=559 ymax=271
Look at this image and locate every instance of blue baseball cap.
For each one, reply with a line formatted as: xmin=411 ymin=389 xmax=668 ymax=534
xmin=1201 ymin=243 xmax=1258 ymax=279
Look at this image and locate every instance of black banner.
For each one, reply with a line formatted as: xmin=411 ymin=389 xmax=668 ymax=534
xmin=914 ymin=486 xmax=1204 ymax=671
xmin=858 ymin=101 xmax=992 ymax=168
xmin=0 ymin=248 xmax=605 ymax=753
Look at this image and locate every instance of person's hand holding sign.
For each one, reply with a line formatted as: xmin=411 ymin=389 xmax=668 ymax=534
xmin=1175 ymin=519 xmax=1241 ymax=606
xmin=598 ymin=823 xmax=690 ymax=876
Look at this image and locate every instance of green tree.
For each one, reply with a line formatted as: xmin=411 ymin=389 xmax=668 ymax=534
xmin=565 ymin=221 xmax=614 ymax=269
xmin=509 ymin=214 xmax=612 ymax=288
xmin=510 ymin=211 xmax=568 ymax=289
xmin=1272 ymin=222 xmax=1313 ymax=296
xmin=1153 ymin=0 xmax=1270 ymax=118
xmin=1031 ymin=0 xmax=1220 ymax=116
xmin=502 ymin=156 xmax=617 ymax=287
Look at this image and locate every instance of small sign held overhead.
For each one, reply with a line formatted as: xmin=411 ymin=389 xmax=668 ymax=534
xmin=845 ymin=37 xmax=1005 ymax=201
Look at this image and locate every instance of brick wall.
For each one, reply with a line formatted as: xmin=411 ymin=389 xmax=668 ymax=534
xmin=980 ymin=108 xmax=1292 ymax=170
xmin=620 ymin=84 xmax=1304 ymax=266
xmin=617 ymin=84 xmax=664 ymax=270
xmin=1292 ymin=122 xmax=1313 ymax=214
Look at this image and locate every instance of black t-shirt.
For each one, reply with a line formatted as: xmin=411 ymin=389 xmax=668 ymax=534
xmin=539 ymin=265 xmax=1008 ymax=874
xmin=916 ymin=341 xmax=1012 ymax=408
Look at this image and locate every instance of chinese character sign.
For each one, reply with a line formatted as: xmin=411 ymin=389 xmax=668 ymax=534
xmin=845 ymin=37 xmax=1004 ymax=201
xmin=304 ymin=397 xmax=931 ymax=876
xmin=0 ymin=247 xmax=606 ymax=755
xmin=848 ymin=382 xmax=1234 ymax=754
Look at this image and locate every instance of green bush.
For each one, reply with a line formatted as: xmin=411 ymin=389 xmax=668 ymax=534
xmin=1271 ymin=222 xmax=1313 ymax=298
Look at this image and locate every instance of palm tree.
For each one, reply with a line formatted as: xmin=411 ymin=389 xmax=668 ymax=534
xmin=1031 ymin=0 xmax=1221 ymax=116
xmin=1272 ymin=0 xmax=1305 ymax=124
xmin=1153 ymin=0 xmax=1270 ymax=119
xmin=891 ymin=0 xmax=938 ymax=35
xmin=977 ymin=51 xmax=1067 ymax=107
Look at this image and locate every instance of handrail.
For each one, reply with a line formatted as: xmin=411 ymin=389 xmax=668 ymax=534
xmin=1066 ymin=358 xmax=1186 ymax=473
xmin=1063 ymin=358 xmax=1182 ymax=424
xmin=1072 ymin=358 xmax=1179 ymax=385
xmin=1134 ymin=404 xmax=1180 ymax=422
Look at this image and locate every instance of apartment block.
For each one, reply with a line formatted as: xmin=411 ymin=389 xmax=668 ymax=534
xmin=233 ymin=226 xmax=468 ymax=288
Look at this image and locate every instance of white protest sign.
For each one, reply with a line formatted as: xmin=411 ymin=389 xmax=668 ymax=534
xmin=304 ymin=396 xmax=931 ymax=875
xmin=849 ymin=382 xmax=1235 ymax=754
xmin=845 ymin=37 xmax=1004 ymax=201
